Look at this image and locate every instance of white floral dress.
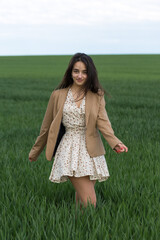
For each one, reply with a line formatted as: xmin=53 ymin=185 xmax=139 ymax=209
xmin=49 ymin=88 xmax=110 ymax=183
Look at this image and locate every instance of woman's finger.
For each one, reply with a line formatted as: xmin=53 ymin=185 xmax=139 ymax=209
xmin=114 ymin=144 xmax=128 ymax=153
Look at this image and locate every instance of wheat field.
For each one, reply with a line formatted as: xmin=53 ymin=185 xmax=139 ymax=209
xmin=0 ymin=55 xmax=160 ymax=239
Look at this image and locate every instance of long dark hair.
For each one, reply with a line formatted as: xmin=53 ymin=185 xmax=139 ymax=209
xmin=55 ymin=53 xmax=106 ymax=96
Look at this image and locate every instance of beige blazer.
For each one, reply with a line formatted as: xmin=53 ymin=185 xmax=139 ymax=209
xmin=29 ymin=86 xmax=122 ymax=161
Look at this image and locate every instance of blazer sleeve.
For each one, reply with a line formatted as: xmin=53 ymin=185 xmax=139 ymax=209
xmin=29 ymin=91 xmax=55 ymax=160
xmin=96 ymin=95 xmax=122 ymax=149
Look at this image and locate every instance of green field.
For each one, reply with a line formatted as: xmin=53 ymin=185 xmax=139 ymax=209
xmin=0 ymin=55 xmax=160 ymax=239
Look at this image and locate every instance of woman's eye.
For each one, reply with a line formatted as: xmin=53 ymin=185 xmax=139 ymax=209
xmin=73 ymin=70 xmax=87 ymax=74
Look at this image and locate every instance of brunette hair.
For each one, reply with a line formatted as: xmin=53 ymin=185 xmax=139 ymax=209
xmin=55 ymin=53 xmax=106 ymax=96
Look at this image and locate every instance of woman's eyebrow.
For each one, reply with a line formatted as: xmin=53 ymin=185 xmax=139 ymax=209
xmin=73 ymin=68 xmax=87 ymax=71
xmin=73 ymin=68 xmax=87 ymax=72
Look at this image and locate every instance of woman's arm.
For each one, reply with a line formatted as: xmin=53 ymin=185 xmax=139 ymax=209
xmin=96 ymin=95 xmax=128 ymax=153
xmin=29 ymin=91 xmax=55 ymax=162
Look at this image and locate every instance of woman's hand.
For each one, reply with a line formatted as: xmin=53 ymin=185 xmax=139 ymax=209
xmin=29 ymin=157 xmax=37 ymax=162
xmin=114 ymin=143 xmax=128 ymax=153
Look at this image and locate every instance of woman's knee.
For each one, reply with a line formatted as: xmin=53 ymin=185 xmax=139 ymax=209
xmin=84 ymin=193 xmax=97 ymax=208
xmin=69 ymin=176 xmax=97 ymax=207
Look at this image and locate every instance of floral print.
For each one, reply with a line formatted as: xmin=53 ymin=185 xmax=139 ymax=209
xmin=49 ymin=88 xmax=110 ymax=183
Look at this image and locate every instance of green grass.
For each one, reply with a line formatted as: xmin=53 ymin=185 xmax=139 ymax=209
xmin=0 ymin=55 xmax=160 ymax=239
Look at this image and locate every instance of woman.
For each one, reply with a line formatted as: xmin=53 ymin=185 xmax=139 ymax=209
xmin=29 ymin=53 xmax=128 ymax=209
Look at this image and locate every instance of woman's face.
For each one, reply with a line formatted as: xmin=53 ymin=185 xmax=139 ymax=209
xmin=71 ymin=61 xmax=87 ymax=88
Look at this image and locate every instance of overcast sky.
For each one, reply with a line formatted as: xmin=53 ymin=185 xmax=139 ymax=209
xmin=0 ymin=0 xmax=160 ymax=55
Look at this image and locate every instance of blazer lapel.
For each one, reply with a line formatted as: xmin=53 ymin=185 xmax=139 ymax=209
xmin=85 ymin=90 xmax=92 ymax=126
xmin=58 ymin=87 xmax=70 ymax=112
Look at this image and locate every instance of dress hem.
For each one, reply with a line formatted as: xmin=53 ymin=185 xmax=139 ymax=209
xmin=49 ymin=174 xmax=110 ymax=183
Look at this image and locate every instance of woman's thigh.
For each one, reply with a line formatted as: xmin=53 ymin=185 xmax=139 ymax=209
xmin=68 ymin=175 xmax=96 ymax=207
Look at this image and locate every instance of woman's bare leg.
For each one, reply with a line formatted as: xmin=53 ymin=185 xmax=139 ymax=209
xmin=69 ymin=176 xmax=97 ymax=208
xmin=75 ymin=179 xmax=96 ymax=206
xmin=75 ymin=191 xmax=80 ymax=204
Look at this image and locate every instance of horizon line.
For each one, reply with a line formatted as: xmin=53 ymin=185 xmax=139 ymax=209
xmin=0 ymin=53 xmax=160 ymax=57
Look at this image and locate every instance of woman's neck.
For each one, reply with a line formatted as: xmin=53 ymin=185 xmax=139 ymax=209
xmin=70 ymin=84 xmax=85 ymax=98
xmin=71 ymin=85 xmax=82 ymax=93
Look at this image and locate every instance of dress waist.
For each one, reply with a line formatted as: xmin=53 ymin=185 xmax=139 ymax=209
xmin=65 ymin=126 xmax=86 ymax=133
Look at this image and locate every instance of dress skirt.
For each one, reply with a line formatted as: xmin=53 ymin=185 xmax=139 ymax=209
xmin=49 ymin=88 xmax=110 ymax=183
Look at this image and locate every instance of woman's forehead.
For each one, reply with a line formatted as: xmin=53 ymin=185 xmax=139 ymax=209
xmin=73 ymin=61 xmax=87 ymax=70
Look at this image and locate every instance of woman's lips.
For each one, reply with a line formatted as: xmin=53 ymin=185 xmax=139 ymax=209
xmin=77 ymin=79 xmax=83 ymax=82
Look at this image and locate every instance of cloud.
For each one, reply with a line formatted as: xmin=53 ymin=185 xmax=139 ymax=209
xmin=0 ymin=0 xmax=160 ymax=26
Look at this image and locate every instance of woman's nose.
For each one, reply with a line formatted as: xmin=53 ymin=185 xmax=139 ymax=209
xmin=78 ymin=72 xmax=82 ymax=78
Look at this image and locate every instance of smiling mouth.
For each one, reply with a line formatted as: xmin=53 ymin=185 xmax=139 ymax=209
xmin=77 ymin=79 xmax=84 ymax=82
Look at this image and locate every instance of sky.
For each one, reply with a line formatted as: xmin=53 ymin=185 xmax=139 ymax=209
xmin=0 ymin=0 xmax=160 ymax=55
